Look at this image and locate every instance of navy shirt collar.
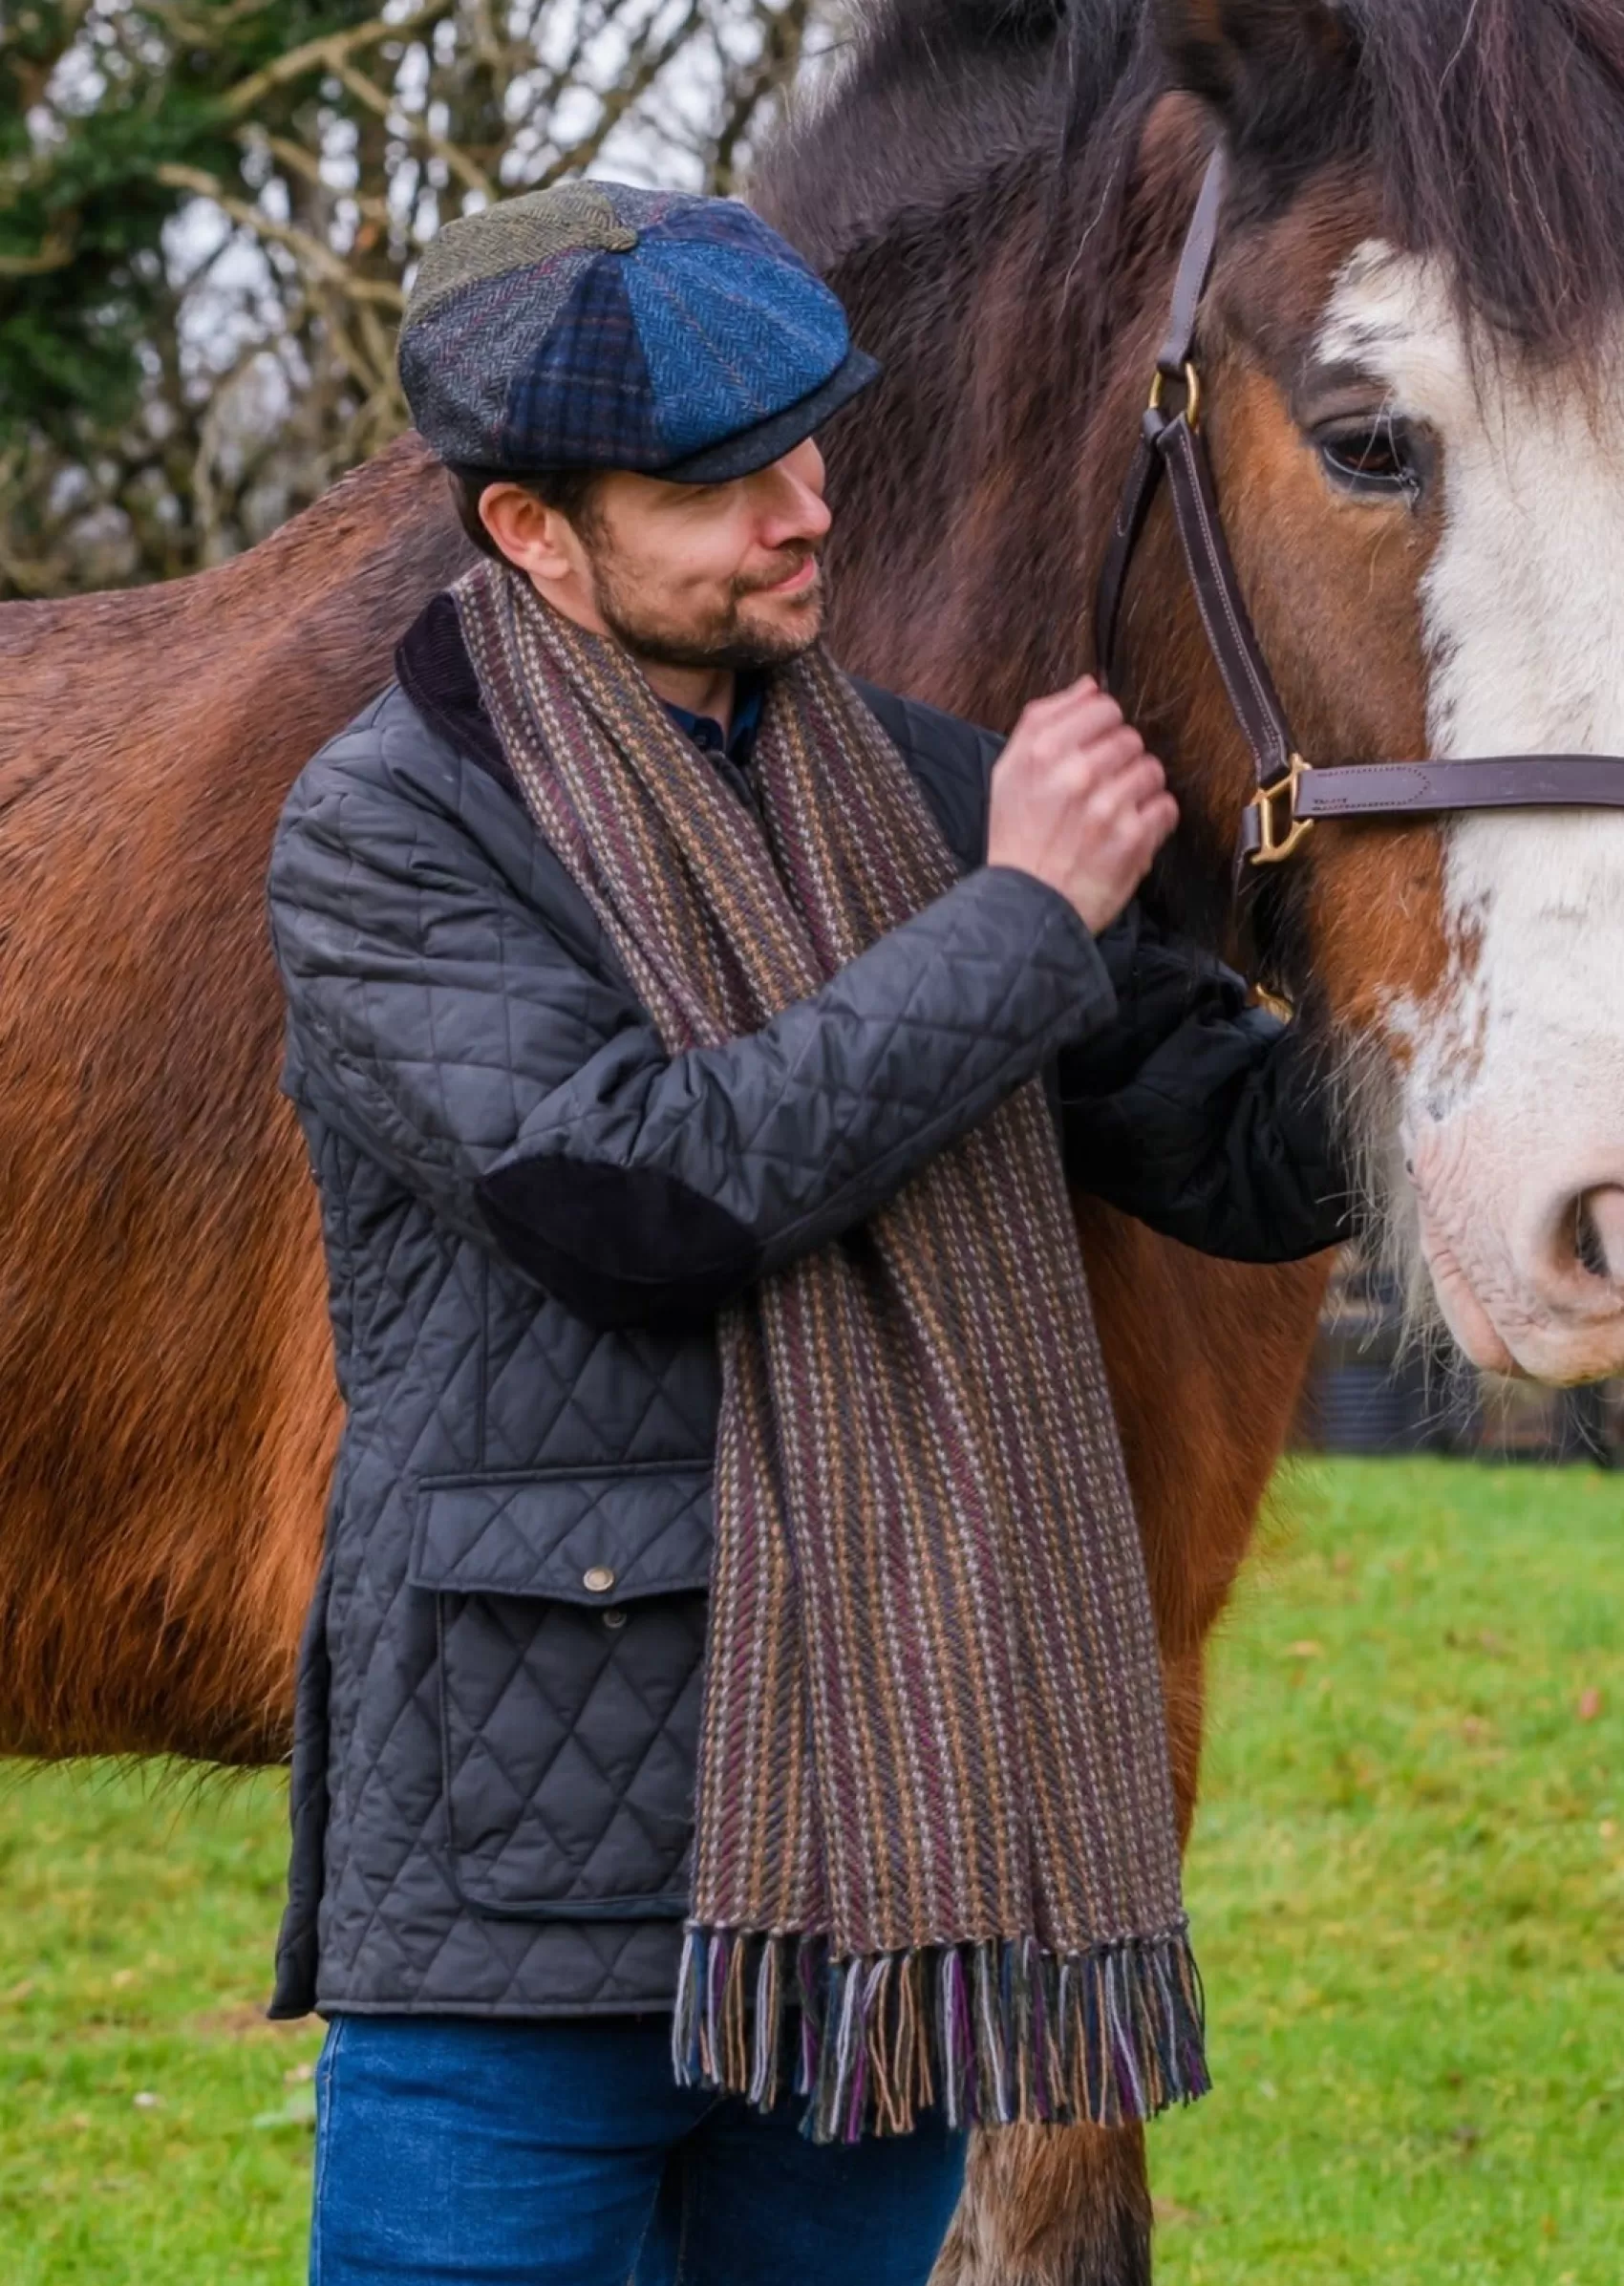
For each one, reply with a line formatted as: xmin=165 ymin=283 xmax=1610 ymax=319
xmin=662 ymin=673 xmax=766 ymax=769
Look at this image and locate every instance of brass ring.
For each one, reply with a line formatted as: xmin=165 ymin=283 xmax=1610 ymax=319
xmin=1147 ymin=360 xmax=1203 ymax=431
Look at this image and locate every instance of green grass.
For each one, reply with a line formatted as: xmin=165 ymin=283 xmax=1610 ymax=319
xmin=0 ymin=1460 xmax=1618 ymax=2282
xmin=1153 ymin=1460 xmax=1624 ymax=2285
xmin=0 ymin=1769 xmax=321 ymax=2283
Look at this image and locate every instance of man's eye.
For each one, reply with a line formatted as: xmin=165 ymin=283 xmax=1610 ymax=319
xmin=1316 ymin=415 xmax=1423 ymax=501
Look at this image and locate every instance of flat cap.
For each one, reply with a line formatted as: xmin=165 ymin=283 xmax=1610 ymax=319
xmin=397 ymin=181 xmax=879 ymax=483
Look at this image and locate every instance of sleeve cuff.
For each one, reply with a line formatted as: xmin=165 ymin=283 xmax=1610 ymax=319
xmin=973 ymin=865 xmax=1120 ymax=1046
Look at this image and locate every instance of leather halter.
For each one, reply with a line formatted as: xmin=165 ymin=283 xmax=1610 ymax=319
xmin=1095 ymin=147 xmax=1624 ymax=865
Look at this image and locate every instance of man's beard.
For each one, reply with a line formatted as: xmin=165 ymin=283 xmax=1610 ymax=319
xmin=587 ymin=544 xmax=826 ymax=673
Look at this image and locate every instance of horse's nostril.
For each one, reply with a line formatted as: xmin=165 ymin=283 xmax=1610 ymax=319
xmin=1575 ymin=1198 xmax=1608 ymax=1279
xmin=1569 ymin=1186 xmax=1624 ymax=1286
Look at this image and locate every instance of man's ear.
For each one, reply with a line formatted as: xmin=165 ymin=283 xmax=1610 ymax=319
xmin=1153 ymin=0 xmax=1357 ymax=155
xmin=478 ymin=481 xmax=578 ymax=584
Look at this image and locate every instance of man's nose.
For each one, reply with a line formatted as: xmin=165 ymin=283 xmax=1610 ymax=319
xmin=763 ymin=475 xmax=833 ymax=546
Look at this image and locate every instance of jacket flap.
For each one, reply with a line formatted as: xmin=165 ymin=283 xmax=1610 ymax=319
xmin=410 ymin=1465 xmax=713 ymax=1602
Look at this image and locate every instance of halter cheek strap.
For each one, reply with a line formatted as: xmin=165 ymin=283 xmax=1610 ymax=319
xmin=1096 ymin=147 xmax=1624 ymax=866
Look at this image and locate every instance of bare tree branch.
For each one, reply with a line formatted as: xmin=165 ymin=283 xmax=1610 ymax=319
xmin=330 ymin=56 xmax=496 ymax=203
xmin=154 ymin=164 xmax=409 ymax=310
xmin=221 ymin=2 xmax=457 ymax=118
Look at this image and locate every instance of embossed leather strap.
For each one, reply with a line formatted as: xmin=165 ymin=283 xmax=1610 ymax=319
xmin=1235 ymin=756 xmax=1624 ymax=854
xmin=1095 ymin=149 xmax=1229 ymax=692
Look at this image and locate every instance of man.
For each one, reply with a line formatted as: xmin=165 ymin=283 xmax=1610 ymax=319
xmin=267 ymin=182 xmax=1345 ymax=2286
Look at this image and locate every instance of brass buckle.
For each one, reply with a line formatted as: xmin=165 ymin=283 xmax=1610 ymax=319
xmin=1249 ymin=755 xmax=1314 ymax=865
xmin=1148 ymin=359 xmax=1204 ymax=431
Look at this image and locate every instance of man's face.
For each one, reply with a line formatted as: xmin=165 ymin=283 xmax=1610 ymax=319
xmin=570 ymin=439 xmax=833 ymax=672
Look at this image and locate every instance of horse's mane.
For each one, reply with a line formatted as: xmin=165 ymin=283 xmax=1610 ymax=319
xmin=764 ymin=0 xmax=1152 ymax=256
xmin=768 ymin=0 xmax=1624 ymax=362
xmin=754 ymin=0 xmax=1174 ymax=734
xmin=759 ymin=0 xmax=1160 ymax=395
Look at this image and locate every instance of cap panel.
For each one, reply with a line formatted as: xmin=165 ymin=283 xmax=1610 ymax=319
xmin=627 ymin=243 xmax=850 ymax=461
xmin=501 ymin=256 xmax=666 ymax=471
xmin=659 ymin=348 xmax=882 ymax=482
xmin=636 ymin=194 xmax=811 ymax=267
xmin=399 ymin=247 xmax=603 ymax=465
xmin=405 ymin=183 xmax=636 ymax=330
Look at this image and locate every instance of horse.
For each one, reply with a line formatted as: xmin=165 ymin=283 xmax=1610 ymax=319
xmin=5 ymin=0 xmax=1624 ymax=2276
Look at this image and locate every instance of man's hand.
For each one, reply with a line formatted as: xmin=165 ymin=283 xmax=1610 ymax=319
xmin=987 ymin=676 xmax=1179 ymax=934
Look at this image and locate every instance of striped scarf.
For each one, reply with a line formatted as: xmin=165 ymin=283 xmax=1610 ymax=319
xmin=455 ymin=560 xmax=1207 ymax=2141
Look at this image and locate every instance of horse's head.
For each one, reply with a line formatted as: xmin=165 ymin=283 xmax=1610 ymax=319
xmin=1140 ymin=0 xmax=1624 ymax=1384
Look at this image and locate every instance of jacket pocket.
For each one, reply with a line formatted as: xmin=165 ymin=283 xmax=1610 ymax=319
xmin=409 ymin=1464 xmax=712 ymax=1921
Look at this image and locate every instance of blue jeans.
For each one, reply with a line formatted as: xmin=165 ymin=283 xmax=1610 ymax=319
xmin=310 ymin=2015 xmax=968 ymax=2285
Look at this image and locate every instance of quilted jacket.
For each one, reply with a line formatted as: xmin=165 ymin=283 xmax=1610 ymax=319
xmin=265 ymin=597 xmax=1347 ymax=2022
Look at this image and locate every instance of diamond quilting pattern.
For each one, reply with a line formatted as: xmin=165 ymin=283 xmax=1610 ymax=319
xmin=438 ymin=1589 xmax=706 ymax=1912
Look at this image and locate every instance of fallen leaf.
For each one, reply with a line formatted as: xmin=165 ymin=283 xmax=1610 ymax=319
xmin=252 ymin=2087 xmax=317 ymax=2131
xmin=1578 ymin=1688 xmax=1604 ymax=1723
xmin=1152 ymin=2198 xmax=1211 ymax=2228
xmin=132 ymin=2091 xmax=160 ymax=2110
xmin=1287 ymin=1640 xmax=1324 ymax=1660
xmin=191 ymin=2002 xmax=309 ymax=2041
xmin=284 ymin=2062 xmax=315 ymax=2086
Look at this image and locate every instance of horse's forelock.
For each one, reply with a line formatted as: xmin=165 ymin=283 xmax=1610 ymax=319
xmin=1351 ymin=0 xmax=1624 ymax=358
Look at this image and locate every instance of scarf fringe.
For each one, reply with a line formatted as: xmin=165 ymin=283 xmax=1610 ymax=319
xmin=673 ymin=1923 xmax=1209 ymax=2145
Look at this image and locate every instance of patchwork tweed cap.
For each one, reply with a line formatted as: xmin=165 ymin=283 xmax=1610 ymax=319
xmin=398 ymin=181 xmax=880 ymax=482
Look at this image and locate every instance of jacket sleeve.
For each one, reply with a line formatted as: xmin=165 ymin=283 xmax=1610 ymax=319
xmin=268 ymin=747 xmax=1120 ymax=1329
xmin=1057 ymin=908 xmax=1354 ymax=1263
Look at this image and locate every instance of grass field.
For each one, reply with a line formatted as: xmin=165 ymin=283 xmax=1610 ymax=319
xmin=0 ymin=1458 xmax=1618 ymax=2284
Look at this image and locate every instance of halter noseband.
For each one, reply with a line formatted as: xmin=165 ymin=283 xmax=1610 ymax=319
xmin=1095 ymin=147 xmax=1624 ymax=866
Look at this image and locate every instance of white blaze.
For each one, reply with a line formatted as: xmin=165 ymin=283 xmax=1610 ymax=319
xmin=1317 ymin=245 xmax=1624 ymax=1381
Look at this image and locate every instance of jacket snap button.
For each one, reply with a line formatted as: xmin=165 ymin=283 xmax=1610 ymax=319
xmin=583 ymin=1565 xmax=616 ymax=1594
xmin=603 ymin=1609 xmax=628 ymax=1632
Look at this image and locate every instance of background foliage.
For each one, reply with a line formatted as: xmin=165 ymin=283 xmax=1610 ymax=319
xmin=0 ymin=1459 xmax=1618 ymax=2282
xmin=0 ymin=0 xmax=824 ymax=596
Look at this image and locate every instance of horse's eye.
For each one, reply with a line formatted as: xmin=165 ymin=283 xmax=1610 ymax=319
xmin=1316 ymin=415 xmax=1423 ymax=502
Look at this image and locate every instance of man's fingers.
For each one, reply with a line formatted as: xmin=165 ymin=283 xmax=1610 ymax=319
xmin=1044 ymin=673 xmax=1106 ymax=713
xmin=1116 ymin=789 xmax=1179 ymax=844
xmin=1075 ymin=746 xmax=1162 ymax=816
xmin=1114 ymin=754 xmax=1168 ymax=810
xmin=1016 ymin=677 xmax=1096 ymax=730
xmin=1021 ymin=715 xmax=1133 ymax=778
xmin=1141 ymin=792 xmax=1181 ymax=846
xmin=1096 ymin=787 xmax=1179 ymax=871
xmin=1021 ymin=683 xmax=1122 ymax=741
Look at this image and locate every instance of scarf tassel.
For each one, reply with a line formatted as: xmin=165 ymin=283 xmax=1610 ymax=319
xmin=673 ymin=1923 xmax=1209 ymax=2146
